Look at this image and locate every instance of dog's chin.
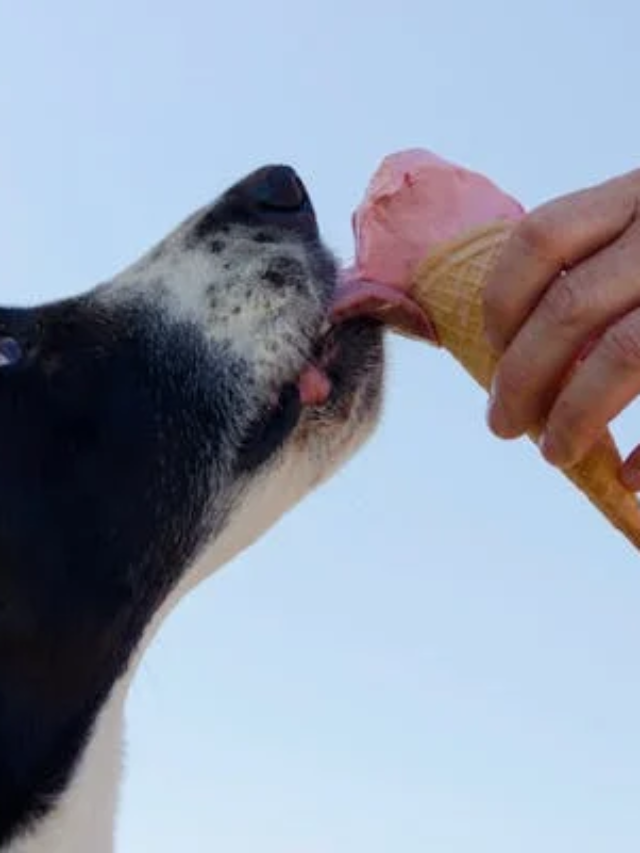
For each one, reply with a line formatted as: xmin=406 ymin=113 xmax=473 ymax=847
xmin=237 ymin=318 xmax=384 ymax=478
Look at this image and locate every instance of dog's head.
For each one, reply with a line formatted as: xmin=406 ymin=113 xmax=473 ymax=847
xmin=0 ymin=166 xmax=384 ymax=837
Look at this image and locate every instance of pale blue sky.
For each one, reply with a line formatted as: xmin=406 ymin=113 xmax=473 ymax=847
xmin=2 ymin=1 xmax=640 ymax=851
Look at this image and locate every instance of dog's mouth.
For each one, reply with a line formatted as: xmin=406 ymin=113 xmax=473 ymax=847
xmin=239 ymin=253 xmax=437 ymax=469
xmin=296 ymin=320 xmax=356 ymax=408
xmin=296 ymin=274 xmax=438 ymax=408
xmin=238 ymin=276 xmax=433 ymax=471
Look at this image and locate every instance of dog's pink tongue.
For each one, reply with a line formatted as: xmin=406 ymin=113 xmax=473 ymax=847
xmin=298 ymin=364 xmax=332 ymax=406
xmin=352 ymin=149 xmax=525 ymax=287
xmin=330 ymin=149 xmax=525 ymax=340
xmin=331 ymin=275 xmax=438 ymax=342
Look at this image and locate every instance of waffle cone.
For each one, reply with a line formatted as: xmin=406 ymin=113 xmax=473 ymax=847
xmin=411 ymin=221 xmax=640 ymax=550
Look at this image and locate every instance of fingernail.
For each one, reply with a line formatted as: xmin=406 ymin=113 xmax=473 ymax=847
xmin=538 ymin=431 xmax=553 ymax=462
xmin=538 ymin=431 xmax=564 ymax=467
xmin=487 ymin=374 xmax=496 ymax=407
xmin=486 ymin=379 xmax=499 ymax=431
xmin=486 ymin=379 xmax=513 ymax=437
xmin=487 ymin=402 xmax=513 ymax=437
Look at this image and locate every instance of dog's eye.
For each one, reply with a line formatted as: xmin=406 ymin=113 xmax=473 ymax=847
xmin=0 ymin=337 xmax=23 ymax=368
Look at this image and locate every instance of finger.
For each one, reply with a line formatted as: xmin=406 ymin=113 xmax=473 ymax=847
xmin=622 ymin=445 xmax=640 ymax=491
xmin=484 ymin=170 xmax=640 ymax=352
xmin=487 ymin=223 xmax=640 ymax=439
xmin=538 ymin=306 xmax=640 ymax=468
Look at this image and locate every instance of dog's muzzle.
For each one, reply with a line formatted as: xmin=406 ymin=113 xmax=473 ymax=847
xmin=233 ymin=164 xmax=434 ymax=405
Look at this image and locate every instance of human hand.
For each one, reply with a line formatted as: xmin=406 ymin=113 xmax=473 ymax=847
xmin=484 ymin=169 xmax=640 ymax=489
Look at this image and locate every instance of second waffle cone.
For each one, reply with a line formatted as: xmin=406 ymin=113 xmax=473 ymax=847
xmin=411 ymin=221 xmax=640 ymax=551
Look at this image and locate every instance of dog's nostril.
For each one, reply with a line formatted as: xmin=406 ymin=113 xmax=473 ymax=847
xmin=248 ymin=166 xmax=308 ymax=212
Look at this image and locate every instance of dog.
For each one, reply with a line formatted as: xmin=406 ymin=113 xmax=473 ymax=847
xmin=0 ymin=165 xmax=386 ymax=851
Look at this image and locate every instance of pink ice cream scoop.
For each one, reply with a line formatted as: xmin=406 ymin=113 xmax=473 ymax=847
xmin=330 ymin=149 xmax=525 ymax=341
xmin=303 ymin=149 xmax=524 ymax=404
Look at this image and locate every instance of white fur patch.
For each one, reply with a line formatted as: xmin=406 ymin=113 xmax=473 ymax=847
xmin=100 ymin=224 xmax=328 ymax=394
xmin=7 ymin=685 xmax=126 ymax=853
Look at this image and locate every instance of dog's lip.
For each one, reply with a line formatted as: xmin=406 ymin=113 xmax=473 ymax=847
xmin=329 ymin=271 xmax=439 ymax=345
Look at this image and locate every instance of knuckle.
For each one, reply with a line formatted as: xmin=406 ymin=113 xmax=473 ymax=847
xmin=620 ymin=168 xmax=640 ymax=194
xmin=540 ymin=274 xmax=589 ymax=330
xmin=546 ymin=397 xmax=596 ymax=465
xmin=602 ymin=315 xmax=640 ymax=369
xmin=549 ymin=396 xmax=582 ymax=440
xmin=516 ymin=211 xmax=564 ymax=262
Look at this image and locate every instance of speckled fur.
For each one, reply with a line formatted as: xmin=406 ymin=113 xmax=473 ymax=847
xmin=104 ymin=218 xmax=333 ymax=399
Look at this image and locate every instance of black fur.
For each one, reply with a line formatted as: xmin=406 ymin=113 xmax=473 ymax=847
xmin=0 ymin=305 xmax=223 ymax=840
xmin=0 ymin=165 xmax=384 ymax=844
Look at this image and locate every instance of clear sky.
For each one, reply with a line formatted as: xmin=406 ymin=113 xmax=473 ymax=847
xmin=2 ymin=1 xmax=640 ymax=851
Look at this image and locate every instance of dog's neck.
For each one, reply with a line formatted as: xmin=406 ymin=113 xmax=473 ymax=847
xmin=3 ymin=449 xmax=320 ymax=852
xmin=6 ymin=684 xmax=127 ymax=853
xmin=5 ymin=598 xmax=169 ymax=853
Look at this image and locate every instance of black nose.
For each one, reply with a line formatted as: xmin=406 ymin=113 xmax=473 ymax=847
xmin=206 ymin=165 xmax=319 ymax=240
xmin=243 ymin=165 xmax=309 ymax=211
xmin=232 ymin=165 xmax=319 ymax=239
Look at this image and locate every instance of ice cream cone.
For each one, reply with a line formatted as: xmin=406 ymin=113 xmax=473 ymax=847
xmin=411 ymin=220 xmax=640 ymax=551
